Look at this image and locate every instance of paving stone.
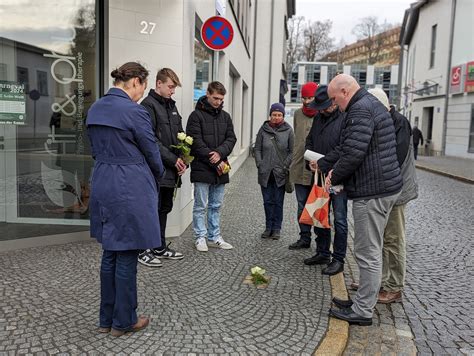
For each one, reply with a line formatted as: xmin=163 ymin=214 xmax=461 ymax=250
xmin=0 ymin=158 xmax=330 ymax=353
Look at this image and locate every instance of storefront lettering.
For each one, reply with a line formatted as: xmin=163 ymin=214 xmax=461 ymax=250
xmin=43 ymin=51 xmax=85 ymax=154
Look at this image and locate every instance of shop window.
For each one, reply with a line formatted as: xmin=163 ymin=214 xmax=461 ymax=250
xmin=0 ymin=0 xmax=100 ymax=233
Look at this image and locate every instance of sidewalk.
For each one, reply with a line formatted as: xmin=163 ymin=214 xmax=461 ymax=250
xmin=415 ymin=155 xmax=474 ymax=183
xmin=342 ymin=217 xmax=417 ymax=356
xmin=0 ymin=158 xmax=332 ymax=355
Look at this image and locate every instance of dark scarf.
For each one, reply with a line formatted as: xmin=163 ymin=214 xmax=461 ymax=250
xmin=269 ymin=120 xmax=284 ymax=128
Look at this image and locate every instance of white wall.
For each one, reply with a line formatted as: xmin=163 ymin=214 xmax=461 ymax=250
xmin=109 ymin=0 xmax=289 ymax=236
xmin=445 ymin=0 xmax=474 ymax=158
xmin=402 ymin=0 xmax=453 ymax=155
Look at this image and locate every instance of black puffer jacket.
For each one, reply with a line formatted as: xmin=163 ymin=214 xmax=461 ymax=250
xmin=306 ymin=109 xmax=345 ymax=163
xmin=318 ymin=88 xmax=402 ymax=200
xmin=141 ymin=90 xmax=184 ymax=188
xmin=186 ymin=96 xmax=237 ymax=184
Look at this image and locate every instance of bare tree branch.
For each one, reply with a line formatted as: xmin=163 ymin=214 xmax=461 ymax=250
xmin=303 ymin=19 xmax=335 ymax=62
xmin=352 ymin=16 xmax=394 ymax=64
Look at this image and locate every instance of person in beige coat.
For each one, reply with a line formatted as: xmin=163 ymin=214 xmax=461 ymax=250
xmin=288 ymin=82 xmax=318 ymax=250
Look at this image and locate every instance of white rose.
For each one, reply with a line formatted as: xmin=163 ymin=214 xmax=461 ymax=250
xmin=177 ymin=132 xmax=186 ymax=141
xmin=185 ymin=136 xmax=193 ymax=145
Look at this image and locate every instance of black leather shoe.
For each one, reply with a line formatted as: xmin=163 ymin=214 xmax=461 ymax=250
xmin=271 ymin=230 xmax=281 ymax=240
xmin=322 ymin=259 xmax=344 ymax=275
xmin=329 ymin=307 xmax=372 ymax=326
xmin=332 ymin=297 xmax=353 ymax=309
xmin=304 ymin=254 xmax=330 ymax=265
xmin=288 ymin=240 xmax=311 ymax=250
xmin=261 ymin=229 xmax=272 ymax=238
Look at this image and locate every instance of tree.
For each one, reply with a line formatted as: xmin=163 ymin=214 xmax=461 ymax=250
xmin=352 ymin=16 xmax=393 ymax=64
xmin=286 ymin=16 xmax=305 ymax=79
xmin=303 ymin=19 xmax=334 ymax=62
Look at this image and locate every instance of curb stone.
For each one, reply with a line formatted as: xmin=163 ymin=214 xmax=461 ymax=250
xmin=314 ymin=272 xmax=349 ymax=356
xmin=415 ymin=163 xmax=474 ymax=184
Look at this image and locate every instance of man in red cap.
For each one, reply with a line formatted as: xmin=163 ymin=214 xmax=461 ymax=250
xmin=288 ymin=82 xmax=318 ymax=250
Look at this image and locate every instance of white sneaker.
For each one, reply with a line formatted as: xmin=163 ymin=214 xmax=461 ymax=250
xmin=195 ymin=238 xmax=208 ymax=252
xmin=208 ymin=238 xmax=233 ymax=250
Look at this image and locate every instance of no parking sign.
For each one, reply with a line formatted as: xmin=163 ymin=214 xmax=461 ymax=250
xmin=201 ymin=16 xmax=234 ymax=51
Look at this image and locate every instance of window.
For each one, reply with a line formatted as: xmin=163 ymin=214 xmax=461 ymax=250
xmin=469 ymin=105 xmax=474 ymax=153
xmin=36 ymin=70 xmax=48 ymax=96
xmin=194 ymin=24 xmax=213 ymax=101
xmin=17 ymin=66 xmax=29 ymax=92
xmin=430 ymin=24 xmax=437 ymax=68
xmin=0 ymin=0 xmax=99 ymax=228
xmin=0 ymin=63 xmax=7 ymax=80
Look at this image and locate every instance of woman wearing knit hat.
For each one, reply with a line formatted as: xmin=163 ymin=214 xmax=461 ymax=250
xmin=254 ymin=102 xmax=294 ymax=240
xmin=288 ymin=82 xmax=319 ymax=250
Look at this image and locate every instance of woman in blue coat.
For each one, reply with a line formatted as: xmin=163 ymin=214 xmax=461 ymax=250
xmin=87 ymin=62 xmax=164 ymax=336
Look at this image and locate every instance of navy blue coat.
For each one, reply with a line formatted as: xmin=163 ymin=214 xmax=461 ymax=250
xmin=87 ymin=88 xmax=165 ymax=251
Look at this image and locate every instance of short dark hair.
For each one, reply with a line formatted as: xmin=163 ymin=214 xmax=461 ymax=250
xmin=207 ymin=81 xmax=226 ymax=95
xmin=111 ymin=62 xmax=149 ymax=85
xmin=156 ymin=68 xmax=181 ymax=87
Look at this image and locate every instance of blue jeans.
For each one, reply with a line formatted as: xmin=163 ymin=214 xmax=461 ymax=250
xmin=100 ymin=249 xmax=139 ymax=330
xmin=295 ymin=184 xmax=313 ymax=243
xmin=193 ymin=182 xmax=225 ymax=241
xmin=261 ymin=174 xmax=286 ymax=230
xmin=315 ymin=191 xmax=348 ymax=262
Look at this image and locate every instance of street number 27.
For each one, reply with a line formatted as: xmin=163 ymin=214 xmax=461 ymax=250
xmin=140 ymin=21 xmax=156 ymax=35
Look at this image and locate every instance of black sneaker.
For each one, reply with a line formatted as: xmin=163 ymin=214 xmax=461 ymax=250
xmin=153 ymin=243 xmax=184 ymax=260
xmin=289 ymin=240 xmax=311 ymax=250
xmin=138 ymin=249 xmax=162 ymax=267
xmin=271 ymin=230 xmax=281 ymax=240
xmin=261 ymin=229 xmax=272 ymax=239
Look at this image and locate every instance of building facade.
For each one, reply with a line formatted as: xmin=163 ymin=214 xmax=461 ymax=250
xmin=0 ymin=0 xmax=294 ymax=249
xmin=321 ymin=27 xmax=401 ymax=67
xmin=287 ymin=61 xmax=399 ymax=105
xmin=399 ymin=0 xmax=474 ymax=157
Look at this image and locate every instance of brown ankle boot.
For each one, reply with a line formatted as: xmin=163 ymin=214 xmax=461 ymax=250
xmin=110 ymin=316 xmax=149 ymax=337
xmin=378 ymin=290 xmax=402 ymax=304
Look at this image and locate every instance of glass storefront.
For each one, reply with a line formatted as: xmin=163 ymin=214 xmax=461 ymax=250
xmin=0 ymin=1 xmax=99 ymax=240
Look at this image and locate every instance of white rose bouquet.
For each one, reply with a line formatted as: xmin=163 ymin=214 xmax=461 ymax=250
xmin=171 ymin=132 xmax=194 ymax=165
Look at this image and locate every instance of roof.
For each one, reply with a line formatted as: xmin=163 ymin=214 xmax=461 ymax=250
xmin=399 ymin=0 xmax=430 ymax=46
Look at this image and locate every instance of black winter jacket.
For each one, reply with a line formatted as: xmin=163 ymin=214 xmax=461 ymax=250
xmin=412 ymin=127 xmax=424 ymax=146
xmin=186 ymin=96 xmax=237 ymax=184
xmin=318 ymin=88 xmax=402 ymax=200
xmin=306 ymin=109 xmax=345 ymax=174
xmin=390 ymin=106 xmax=412 ymax=166
xmin=141 ymin=90 xmax=184 ymax=188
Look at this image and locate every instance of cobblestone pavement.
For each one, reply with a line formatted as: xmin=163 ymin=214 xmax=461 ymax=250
xmin=0 ymin=157 xmax=332 ymax=355
xmin=416 ymin=155 xmax=474 ymax=182
xmin=344 ymin=169 xmax=474 ymax=355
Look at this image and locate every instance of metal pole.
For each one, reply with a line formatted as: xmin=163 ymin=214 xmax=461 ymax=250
xmin=442 ymin=0 xmax=456 ymax=156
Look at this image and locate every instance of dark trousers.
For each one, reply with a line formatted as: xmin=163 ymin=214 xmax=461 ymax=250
xmin=261 ymin=173 xmax=286 ymax=230
xmin=157 ymin=186 xmax=175 ymax=248
xmin=100 ymin=249 xmax=139 ymax=330
xmin=413 ymin=144 xmax=419 ymax=160
xmin=295 ymin=183 xmax=313 ymax=243
xmin=315 ymin=192 xmax=348 ymax=263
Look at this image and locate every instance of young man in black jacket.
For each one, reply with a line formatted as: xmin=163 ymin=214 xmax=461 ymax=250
xmin=303 ymin=85 xmax=348 ymax=276
xmin=186 ymin=81 xmax=237 ymax=252
xmin=138 ymin=68 xmax=186 ymax=267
